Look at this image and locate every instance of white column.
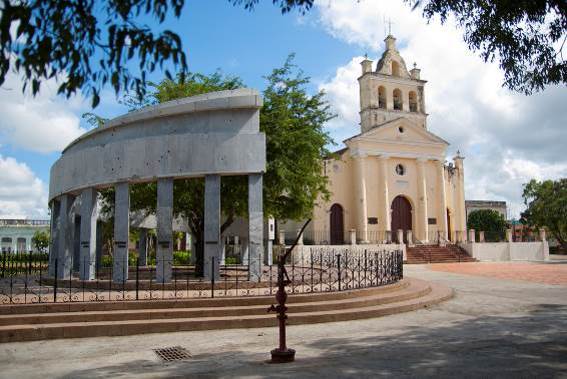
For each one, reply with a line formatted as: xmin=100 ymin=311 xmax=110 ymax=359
xmin=378 ymin=156 xmax=391 ymax=234
xmin=353 ymin=154 xmax=368 ymax=243
xmin=56 ymin=194 xmax=74 ymax=279
xmin=79 ymin=187 xmax=97 ymax=280
xmin=436 ymin=160 xmax=448 ymax=240
xmin=248 ymin=174 xmax=263 ymax=282
xmin=156 ymin=178 xmax=173 ymax=283
xmin=417 ymin=158 xmax=429 ymax=242
xmin=113 ymin=182 xmax=129 ymax=283
xmin=48 ymin=199 xmax=60 ymax=277
xmin=204 ymin=175 xmax=221 ymax=281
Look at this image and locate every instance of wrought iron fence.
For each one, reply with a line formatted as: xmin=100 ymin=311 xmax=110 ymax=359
xmin=0 ymin=249 xmax=403 ymax=305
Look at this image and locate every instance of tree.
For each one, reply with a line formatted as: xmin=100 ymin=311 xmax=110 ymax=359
xmin=99 ymin=56 xmax=334 ymax=276
xmin=31 ymin=230 xmax=50 ymax=253
xmin=467 ymin=209 xmax=507 ymax=242
xmin=408 ymin=0 xmax=566 ymax=95
xmin=0 ymin=0 xmax=313 ymax=107
xmin=521 ymin=178 xmax=567 ymax=248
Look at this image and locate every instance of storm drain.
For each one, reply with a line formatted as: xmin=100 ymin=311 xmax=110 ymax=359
xmin=154 ymin=346 xmax=192 ymax=362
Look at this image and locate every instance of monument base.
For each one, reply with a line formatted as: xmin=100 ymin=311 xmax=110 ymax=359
xmin=270 ymin=348 xmax=296 ymax=363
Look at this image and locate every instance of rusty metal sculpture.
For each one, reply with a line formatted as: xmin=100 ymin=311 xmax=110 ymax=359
xmin=268 ymin=219 xmax=311 ymax=363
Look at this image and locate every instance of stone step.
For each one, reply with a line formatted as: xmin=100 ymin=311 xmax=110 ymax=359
xmin=0 ymin=280 xmax=408 ymax=315
xmin=0 ymin=281 xmax=430 ymax=326
xmin=0 ymin=279 xmax=453 ymax=343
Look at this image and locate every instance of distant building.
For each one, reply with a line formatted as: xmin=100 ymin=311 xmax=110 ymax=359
xmin=465 ymin=200 xmax=507 ymax=221
xmin=0 ymin=219 xmax=50 ymax=253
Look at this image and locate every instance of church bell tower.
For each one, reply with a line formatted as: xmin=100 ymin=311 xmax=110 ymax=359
xmin=358 ymin=35 xmax=428 ymax=133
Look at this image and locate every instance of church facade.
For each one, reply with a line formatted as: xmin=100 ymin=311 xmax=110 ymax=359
xmin=309 ymin=35 xmax=467 ymax=245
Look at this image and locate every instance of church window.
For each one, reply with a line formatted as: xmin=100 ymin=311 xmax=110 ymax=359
xmin=391 ymin=61 xmax=400 ymax=77
xmin=409 ymin=91 xmax=418 ymax=112
xmin=378 ymin=86 xmax=386 ymax=109
xmin=398 ymin=126 xmax=404 ymax=133
xmin=395 ymin=164 xmax=405 ymax=176
xmin=393 ymin=89 xmax=402 ymax=110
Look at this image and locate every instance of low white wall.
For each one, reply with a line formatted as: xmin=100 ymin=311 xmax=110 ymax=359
xmin=290 ymin=244 xmax=406 ymax=265
xmin=460 ymin=241 xmax=549 ymax=262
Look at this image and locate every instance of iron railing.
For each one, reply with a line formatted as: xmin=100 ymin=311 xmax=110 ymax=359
xmin=0 ymin=249 xmax=403 ymax=306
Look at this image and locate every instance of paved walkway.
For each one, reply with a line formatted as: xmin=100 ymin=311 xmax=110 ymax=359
xmin=428 ymin=261 xmax=567 ymax=285
xmin=0 ymin=263 xmax=566 ymax=378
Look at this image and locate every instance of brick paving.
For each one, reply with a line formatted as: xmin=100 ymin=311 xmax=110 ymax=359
xmin=428 ymin=262 xmax=567 ymax=286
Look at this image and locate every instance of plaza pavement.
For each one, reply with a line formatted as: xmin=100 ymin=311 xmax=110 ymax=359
xmin=0 ymin=262 xmax=566 ymax=379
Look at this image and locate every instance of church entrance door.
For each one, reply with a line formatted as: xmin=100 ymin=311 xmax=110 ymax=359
xmin=330 ymin=204 xmax=344 ymax=245
xmin=391 ymin=196 xmax=412 ymax=243
xmin=447 ymin=208 xmax=452 ymax=242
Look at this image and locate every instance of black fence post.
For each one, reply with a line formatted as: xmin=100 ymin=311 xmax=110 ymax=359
xmin=53 ymin=258 xmax=58 ymax=303
xmin=337 ymin=254 xmax=342 ymax=291
xmin=1 ymin=249 xmax=6 ymax=278
xmin=211 ymin=257 xmax=215 ymax=299
xmin=136 ymin=257 xmax=140 ymax=301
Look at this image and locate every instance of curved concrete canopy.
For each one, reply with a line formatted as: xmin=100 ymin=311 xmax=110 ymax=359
xmin=49 ymin=89 xmax=265 ymax=201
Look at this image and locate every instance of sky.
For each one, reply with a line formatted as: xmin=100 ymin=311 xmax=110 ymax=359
xmin=0 ymin=0 xmax=566 ymax=220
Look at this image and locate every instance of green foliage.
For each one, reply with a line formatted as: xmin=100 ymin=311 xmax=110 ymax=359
xmin=31 ymin=230 xmax=50 ymax=253
xmin=224 ymin=256 xmax=240 ymax=265
xmin=0 ymin=0 xmax=187 ymax=107
xmin=410 ymin=0 xmax=566 ymax=94
xmin=521 ymin=178 xmax=567 ymax=248
xmin=101 ymin=252 xmax=139 ymax=267
xmin=467 ymin=209 xmax=507 ymax=242
xmin=261 ymin=54 xmax=334 ymax=220
xmin=173 ymin=251 xmax=191 ymax=265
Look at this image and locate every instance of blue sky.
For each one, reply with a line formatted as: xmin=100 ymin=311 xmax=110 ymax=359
xmin=1 ymin=0 xmax=565 ymax=219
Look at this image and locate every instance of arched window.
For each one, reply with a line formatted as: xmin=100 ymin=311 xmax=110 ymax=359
xmin=393 ymin=89 xmax=402 ymax=110
xmin=391 ymin=61 xmax=400 ymax=77
xmin=378 ymin=86 xmax=387 ymax=109
xmin=409 ymin=91 xmax=418 ymax=112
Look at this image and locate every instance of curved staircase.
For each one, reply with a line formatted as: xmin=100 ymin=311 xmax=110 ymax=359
xmin=0 ymin=278 xmax=452 ymax=342
xmin=406 ymin=245 xmax=476 ymax=264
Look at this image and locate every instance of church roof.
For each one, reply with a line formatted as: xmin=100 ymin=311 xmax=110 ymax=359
xmin=344 ymin=117 xmax=449 ymax=146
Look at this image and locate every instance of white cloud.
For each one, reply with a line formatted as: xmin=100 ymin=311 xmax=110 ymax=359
xmin=0 ymin=71 xmax=88 ymax=153
xmin=314 ymin=0 xmax=567 ymax=218
xmin=0 ymin=155 xmax=48 ymax=218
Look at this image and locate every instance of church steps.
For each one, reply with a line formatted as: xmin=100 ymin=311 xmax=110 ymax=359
xmin=406 ymin=245 xmax=476 ymax=264
xmin=0 ymin=279 xmax=453 ymax=343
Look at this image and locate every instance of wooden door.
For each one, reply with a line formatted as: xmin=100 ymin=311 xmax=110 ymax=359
xmin=330 ymin=204 xmax=344 ymax=245
xmin=391 ymin=196 xmax=412 ymax=243
xmin=447 ymin=208 xmax=452 ymax=242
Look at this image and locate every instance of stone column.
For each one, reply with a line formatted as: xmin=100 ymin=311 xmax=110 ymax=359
xmin=378 ymin=156 xmax=391 ymax=235
xmin=417 ymin=158 xmax=429 ymax=242
xmin=95 ymin=221 xmax=103 ymax=273
xmin=73 ymin=215 xmax=81 ymax=272
xmin=353 ymin=155 xmax=368 ymax=243
xmin=539 ymin=228 xmax=546 ymax=242
xmin=113 ymin=182 xmax=129 ymax=283
xmin=506 ymin=229 xmax=513 ymax=242
xmin=248 ymin=174 xmax=263 ymax=281
xmin=48 ymin=199 xmax=60 ymax=277
xmin=397 ymin=229 xmax=404 ymax=245
xmin=138 ymin=228 xmax=148 ymax=266
xmin=204 ymin=175 xmax=221 ymax=281
xmin=479 ymin=231 xmax=485 ymax=243
xmin=468 ymin=229 xmax=476 ymax=243
xmin=436 ymin=160 xmax=448 ymax=240
xmin=156 ymin=178 xmax=174 ymax=283
xmin=79 ymin=187 xmax=97 ymax=280
xmin=56 ymin=194 xmax=74 ymax=279
xmin=406 ymin=230 xmax=413 ymax=246
xmin=350 ymin=229 xmax=357 ymax=245
xmin=278 ymin=231 xmax=286 ymax=246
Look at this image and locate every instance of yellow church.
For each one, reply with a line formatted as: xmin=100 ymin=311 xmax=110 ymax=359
xmin=305 ymin=35 xmax=467 ymax=245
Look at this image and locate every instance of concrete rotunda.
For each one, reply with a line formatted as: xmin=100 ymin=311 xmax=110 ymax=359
xmin=48 ymin=89 xmax=266 ymax=283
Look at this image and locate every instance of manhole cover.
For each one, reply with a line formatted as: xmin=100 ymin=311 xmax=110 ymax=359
xmin=154 ymin=346 xmax=192 ymax=362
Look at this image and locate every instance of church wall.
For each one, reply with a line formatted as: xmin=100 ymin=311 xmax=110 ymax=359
xmin=363 ymin=156 xmax=380 ymax=235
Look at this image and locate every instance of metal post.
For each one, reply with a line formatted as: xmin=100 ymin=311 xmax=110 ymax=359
xmin=211 ymin=257 xmax=215 ymax=299
xmin=268 ymin=219 xmax=310 ymax=363
xmin=337 ymin=254 xmax=342 ymax=291
xmin=136 ymin=258 xmax=140 ymax=300
xmin=53 ymin=258 xmax=58 ymax=302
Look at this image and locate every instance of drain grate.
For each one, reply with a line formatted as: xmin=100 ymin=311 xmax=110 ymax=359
xmin=154 ymin=346 xmax=192 ymax=362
